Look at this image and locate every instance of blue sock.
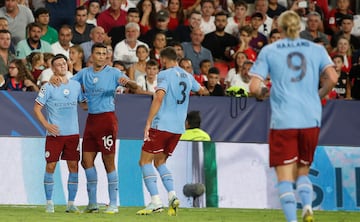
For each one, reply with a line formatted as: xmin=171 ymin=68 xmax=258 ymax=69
xmin=278 ymin=181 xmax=297 ymax=222
xmin=107 ymin=171 xmax=118 ymax=206
xmin=44 ymin=172 xmax=54 ymax=201
xmin=296 ymin=175 xmax=313 ymax=208
xmin=141 ymin=164 xmax=159 ymax=196
xmin=85 ymin=167 xmax=97 ymax=205
xmin=68 ymin=173 xmax=78 ymax=202
xmin=156 ymin=164 xmax=174 ymax=192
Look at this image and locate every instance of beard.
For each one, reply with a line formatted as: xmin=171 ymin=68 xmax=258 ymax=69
xmin=216 ymin=26 xmax=225 ymax=32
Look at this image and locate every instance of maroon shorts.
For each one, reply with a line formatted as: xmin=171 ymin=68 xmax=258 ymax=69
xmin=82 ymin=112 xmax=118 ymax=154
xmin=142 ymin=128 xmax=181 ymax=156
xmin=269 ymin=127 xmax=320 ymax=167
xmin=45 ymin=134 xmax=80 ymax=163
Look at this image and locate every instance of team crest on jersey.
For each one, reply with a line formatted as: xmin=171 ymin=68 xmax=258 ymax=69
xmin=45 ymin=151 xmax=50 ymax=158
xmin=63 ymin=89 xmax=70 ymax=96
xmin=93 ymin=77 xmax=98 ymax=83
xmin=38 ymin=86 xmax=46 ymax=98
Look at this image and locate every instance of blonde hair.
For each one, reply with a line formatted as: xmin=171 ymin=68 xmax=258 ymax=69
xmin=278 ymin=11 xmax=301 ymax=39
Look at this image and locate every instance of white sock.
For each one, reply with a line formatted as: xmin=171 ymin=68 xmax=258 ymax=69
xmin=46 ymin=200 xmax=53 ymax=205
xmin=168 ymin=191 xmax=176 ymax=201
xmin=68 ymin=201 xmax=74 ymax=206
xmin=151 ymin=195 xmax=162 ymax=205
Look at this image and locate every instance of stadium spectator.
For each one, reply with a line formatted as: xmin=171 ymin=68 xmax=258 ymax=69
xmin=170 ymin=41 xmax=184 ymax=61
xmin=34 ymin=7 xmax=58 ymax=45
xmin=33 ymin=54 xmax=86 ymax=213
xmin=224 ymin=0 xmax=249 ymax=37
xmin=136 ymin=59 xmax=158 ymax=94
xmin=136 ymin=47 xmax=208 ymax=215
xmin=332 ymin=54 xmax=349 ymax=99
xmin=249 ymin=11 xmax=338 ymax=222
xmin=180 ymin=110 xmax=211 ymax=141
xmin=80 ymin=26 xmax=106 ymax=62
xmin=136 ymin=0 xmax=156 ymax=35
xmin=330 ymin=36 xmax=352 ymax=73
xmin=254 ymin=0 xmax=273 ymax=37
xmin=267 ymin=0 xmax=286 ymax=19
xmin=0 ymin=0 xmax=34 ymax=45
xmin=140 ymin=9 xmax=177 ymax=48
xmin=97 ymin=0 xmax=127 ymax=33
xmin=149 ymin=31 xmax=166 ymax=66
xmin=179 ymin=57 xmax=195 ymax=75
xmin=326 ymin=0 xmax=353 ymax=35
xmin=202 ymin=11 xmax=239 ymax=62
xmin=108 ymin=7 xmax=140 ymax=49
xmin=203 ymin=67 xmax=225 ymax=96
xmin=51 ymin=25 xmax=74 ymax=59
xmin=300 ymin=12 xmax=330 ymax=51
xmin=181 ymin=27 xmax=213 ymax=75
xmin=113 ymin=22 xmax=148 ymax=68
xmin=69 ymin=44 xmax=85 ymax=75
xmin=46 ymin=0 xmax=76 ymax=31
xmin=200 ymin=0 xmax=216 ymax=35
xmin=249 ymin=12 xmax=268 ymax=54
xmin=0 ymin=59 xmax=39 ymax=91
xmin=71 ymin=5 xmax=95 ymax=45
xmin=268 ymin=28 xmax=281 ymax=43
xmin=232 ymin=25 xmax=257 ymax=62
xmin=175 ymin=10 xmax=202 ymax=43
xmin=226 ymin=51 xmax=247 ymax=88
xmin=16 ymin=22 xmax=52 ymax=62
xmin=0 ymin=29 xmax=15 ymax=76
xmin=228 ymin=60 xmax=253 ymax=94
xmin=127 ymin=44 xmax=149 ymax=81
xmin=26 ymin=51 xmax=44 ymax=82
xmin=330 ymin=14 xmax=360 ymax=52
xmin=166 ymin=0 xmax=185 ymax=31
xmin=86 ymin=0 xmax=101 ymax=26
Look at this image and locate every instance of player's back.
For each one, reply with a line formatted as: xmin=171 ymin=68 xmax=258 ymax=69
xmin=152 ymin=66 xmax=200 ymax=134
xmin=252 ymin=37 xmax=333 ymax=129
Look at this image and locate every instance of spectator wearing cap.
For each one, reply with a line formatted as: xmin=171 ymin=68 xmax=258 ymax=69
xmin=300 ymin=12 xmax=330 ymax=51
xmin=330 ymin=14 xmax=360 ymax=52
xmin=34 ymin=7 xmax=58 ymax=45
xmin=0 ymin=0 xmax=34 ymax=45
xmin=97 ymin=0 xmax=127 ymax=33
xmin=203 ymin=67 xmax=225 ymax=96
xmin=200 ymin=0 xmax=216 ymax=35
xmin=254 ymin=0 xmax=273 ymax=37
xmin=140 ymin=9 xmax=177 ymax=48
xmin=108 ymin=7 xmax=140 ymax=50
xmin=249 ymin=12 xmax=268 ymax=54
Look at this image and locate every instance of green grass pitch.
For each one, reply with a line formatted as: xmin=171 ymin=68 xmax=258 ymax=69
xmin=0 ymin=205 xmax=358 ymax=222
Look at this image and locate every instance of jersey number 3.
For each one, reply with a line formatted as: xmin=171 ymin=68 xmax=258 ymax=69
xmin=177 ymin=81 xmax=187 ymax=104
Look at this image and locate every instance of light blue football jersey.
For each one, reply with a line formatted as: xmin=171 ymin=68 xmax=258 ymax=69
xmin=35 ymin=80 xmax=86 ymax=136
xmin=152 ymin=66 xmax=201 ymax=134
xmin=249 ymin=37 xmax=334 ymax=129
xmin=72 ymin=65 xmax=128 ymax=114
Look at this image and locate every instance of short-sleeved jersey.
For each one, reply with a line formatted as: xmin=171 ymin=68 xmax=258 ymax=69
xmin=152 ymin=66 xmax=201 ymax=134
xmin=71 ymin=65 xmax=127 ymax=114
xmin=249 ymin=38 xmax=333 ymax=129
xmin=35 ymin=80 xmax=86 ymax=136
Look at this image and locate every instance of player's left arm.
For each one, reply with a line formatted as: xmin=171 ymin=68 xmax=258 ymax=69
xmin=249 ymin=76 xmax=269 ymax=100
xmin=197 ymin=86 xmax=210 ymax=96
xmin=144 ymin=89 xmax=165 ymax=141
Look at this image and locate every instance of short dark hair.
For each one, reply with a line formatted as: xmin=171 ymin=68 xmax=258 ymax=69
xmin=76 ymin=5 xmax=88 ymax=14
xmin=187 ymin=110 xmax=202 ymax=129
xmin=0 ymin=29 xmax=11 ymax=35
xmin=215 ymin=10 xmax=228 ymax=18
xmin=269 ymin=28 xmax=280 ymax=38
xmin=127 ymin=7 xmax=140 ymax=14
xmin=200 ymin=59 xmax=211 ymax=67
xmin=208 ymin=67 xmax=220 ymax=75
xmin=332 ymin=54 xmax=344 ymax=62
xmin=91 ymin=42 xmax=107 ymax=53
xmin=146 ymin=59 xmax=159 ymax=68
xmin=27 ymin=22 xmax=42 ymax=32
xmin=34 ymin=7 xmax=49 ymax=19
xmin=51 ymin=54 xmax=68 ymax=65
xmin=160 ymin=47 xmax=177 ymax=61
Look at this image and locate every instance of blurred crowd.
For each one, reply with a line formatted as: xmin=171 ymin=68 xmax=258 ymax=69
xmin=0 ymin=0 xmax=359 ymax=100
